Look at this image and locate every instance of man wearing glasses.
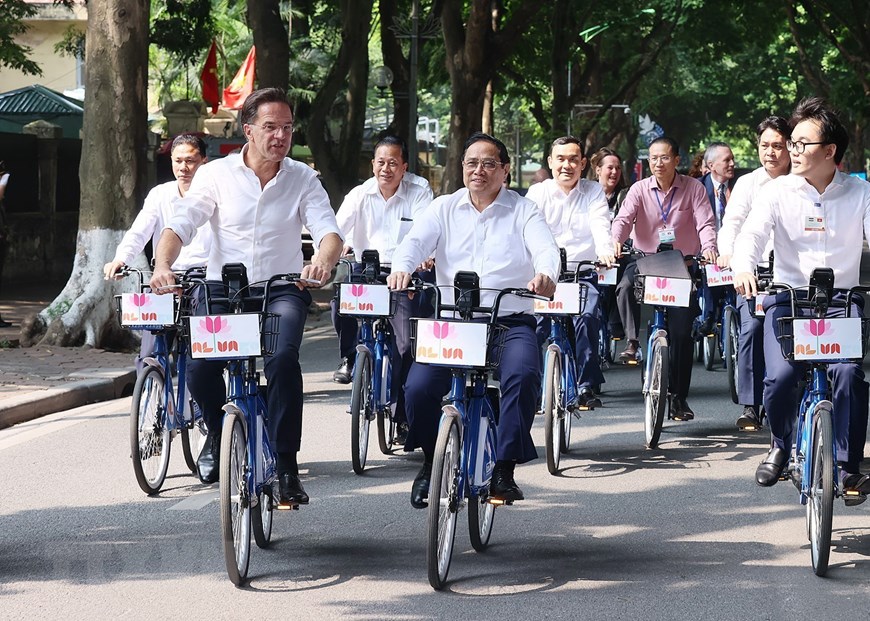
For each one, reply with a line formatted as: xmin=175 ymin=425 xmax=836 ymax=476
xmin=733 ymin=97 xmax=870 ymax=498
xmin=388 ymin=132 xmax=559 ymax=508
xmin=150 ymin=88 xmax=343 ymax=506
xmin=611 ymin=136 xmax=717 ymax=422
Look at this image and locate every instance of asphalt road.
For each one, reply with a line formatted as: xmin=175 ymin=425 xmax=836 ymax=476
xmin=2 ymin=324 xmax=870 ymax=620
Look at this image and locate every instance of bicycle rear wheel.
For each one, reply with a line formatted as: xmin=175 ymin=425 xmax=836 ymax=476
xmin=376 ymin=351 xmax=394 ymax=455
xmin=220 ymin=411 xmax=251 ymax=586
xmin=427 ymin=412 xmax=461 ymax=590
xmin=251 ymin=483 xmax=274 ymax=549
xmin=180 ymin=406 xmax=208 ymax=474
xmin=542 ymin=348 xmax=563 ymax=475
xmin=723 ymin=306 xmax=740 ymax=404
xmin=468 ymin=488 xmax=495 ymax=552
xmin=644 ymin=336 xmax=669 ymax=449
xmin=130 ymin=366 xmax=172 ymax=495
xmin=350 ymin=349 xmax=372 ymax=474
xmin=808 ymin=403 xmax=834 ymax=576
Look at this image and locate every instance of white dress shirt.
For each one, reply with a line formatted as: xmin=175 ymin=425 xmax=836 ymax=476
xmin=732 ymin=171 xmax=870 ymax=288
xmin=391 ymin=186 xmax=560 ymax=316
xmin=717 ymin=167 xmax=775 ymax=261
xmin=166 ymin=146 xmax=342 ymax=282
xmin=525 ymin=178 xmax=612 ymax=262
xmin=113 ymin=181 xmax=211 ymax=270
xmin=404 ymin=172 xmax=434 ymax=200
xmin=336 ymin=176 xmax=432 ymax=263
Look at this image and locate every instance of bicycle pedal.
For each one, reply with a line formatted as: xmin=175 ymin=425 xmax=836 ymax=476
xmin=487 ymin=498 xmax=513 ymax=506
xmin=275 ymin=501 xmax=301 ymax=511
xmin=843 ymin=491 xmax=867 ymax=507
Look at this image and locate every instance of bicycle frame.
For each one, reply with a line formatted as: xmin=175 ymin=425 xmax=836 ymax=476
xmin=642 ymin=306 xmax=668 ymax=395
xmin=140 ymin=330 xmax=192 ymax=433
xmin=543 ymin=317 xmax=579 ymax=412
xmin=794 ymin=364 xmax=839 ymax=504
xmin=357 ymin=316 xmax=393 ymax=414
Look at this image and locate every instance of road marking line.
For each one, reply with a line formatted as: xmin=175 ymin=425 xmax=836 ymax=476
xmin=168 ymin=489 xmax=219 ymax=511
xmin=0 ymin=398 xmax=129 ymax=451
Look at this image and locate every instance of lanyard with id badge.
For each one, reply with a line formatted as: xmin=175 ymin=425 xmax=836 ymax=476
xmin=654 ymin=187 xmax=677 ymax=244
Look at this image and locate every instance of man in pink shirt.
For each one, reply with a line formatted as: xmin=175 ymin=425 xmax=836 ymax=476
xmin=612 ymin=136 xmax=717 ymax=421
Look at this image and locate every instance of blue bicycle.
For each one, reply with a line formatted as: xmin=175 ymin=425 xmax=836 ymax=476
xmin=115 ymin=265 xmax=207 ymax=495
xmin=768 ymin=269 xmax=870 ymax=576
xmin=411 ymin=272 xmax=544 ymax=590
xmin=633 ymin=250 xmax=695 ymax=448
xmin=336 ymin=250 xmax=406 ymax=473
xmin=189 ymin=263 xmax=308 ymax=586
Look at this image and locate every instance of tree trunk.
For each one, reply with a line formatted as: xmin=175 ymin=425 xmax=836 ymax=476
xmin=24 ymin=0 xmax=149 ymax=349
xmin=248 ymin=0 xmax=289 ymax=92
xmin=305 ymin=0 xmax=373 ymax=207
xmin=379 ymin=0 xmax=411 ymax=146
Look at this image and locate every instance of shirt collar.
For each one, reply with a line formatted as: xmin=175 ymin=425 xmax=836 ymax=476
xmin=457 ymin=185 xmax=515 ymax=211
xmin=646 ymin=172 xmax=684 ymax=194
xmin=362 ymin=176 xmax=407 ymax=201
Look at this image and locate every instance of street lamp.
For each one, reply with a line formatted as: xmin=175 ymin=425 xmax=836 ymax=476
xmin=372 ymin=66 xmax=394 ymax=130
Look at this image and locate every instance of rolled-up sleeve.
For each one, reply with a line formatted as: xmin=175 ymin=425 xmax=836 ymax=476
xmin=166 ymin=168 xmax=218 ymax=245
xmin=300 ymin=173 xmax=343 ymax=246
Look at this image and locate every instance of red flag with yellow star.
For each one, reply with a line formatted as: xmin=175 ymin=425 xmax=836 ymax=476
xmin=200 ymin=41 xmax=219 ymax=114
xmin=222 ymin=46 xmax=256 ymax=110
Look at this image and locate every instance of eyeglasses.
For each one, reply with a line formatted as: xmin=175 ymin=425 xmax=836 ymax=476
xmin=786 ymin=139 xmax=829 ymax=154
xmin=248 ymin=122 xmax=294 ymax=135
xmin=463 ymin=158 xmax=503 ymax=171
xmin=648 ymin=155 xmax=673 ymax=164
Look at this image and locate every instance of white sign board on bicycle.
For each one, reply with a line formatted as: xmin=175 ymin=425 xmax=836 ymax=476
xmin=641 ymin=276 xmax=692 ymax=307
xmin=337 ymin=283 xmax=392 ymax=316
xmin=414 ymin=319 xmax=489 ymax=367
xmin=534 ymin=283 xmax=581 ymax=315
xmin=792 ymin=317 xmax=863 ymax=361
xmin=704 ymin=264 xmax=734 ymax=287
xmin=188 ymin=314 xmax=263 ymax=359
xmin=118 ymin=292 xmax=176 ymax=327
xmin=597 ymin=266 xmax=618 ymax=286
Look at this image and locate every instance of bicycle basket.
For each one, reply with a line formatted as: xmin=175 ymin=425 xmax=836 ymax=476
xmin=635 ymin=274 xmax=693 ymax=307
xmin=335 ymin=282 xmax=397 ymax=318
xmin=186 ymin=311 xmax=279 ymax=359
xmin=775 ymin=315 xmax=870 ymax=362
xmin=114 ymin=292 xmax=178 ymax=331
xmin=410 ymin=318 xmax=507 ymax=369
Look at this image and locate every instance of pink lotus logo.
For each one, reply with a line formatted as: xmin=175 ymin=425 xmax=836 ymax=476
xmin=655 ymin=277 xmax=668 ymax=289
xmin=351 ymin=284 xmax=366 ymax=298
xmin=709 ymin=265 xmax=721 ymax=273
xmin=200 ymin=315 xmax=231 ymax=335
xmin=432 ymin=321 xmax=451 ymax=339
xmin=802 ymin=319 xmax=830 ymax=337
xmin=132 ymin=293 xmax=149 ymax=307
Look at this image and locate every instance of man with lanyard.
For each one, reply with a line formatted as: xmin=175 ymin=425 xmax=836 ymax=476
xmin=717 ymin=117 xmax=791 ymax=431
xmin=733 ymin=97 xmax=870 ymax=498
xmin=526 ymin=136 xmax=614 ymax=409
xmin=329 ymin=135 xmax=433 ymax=442
xmin=612 ymin=136 xmax=717 ymax=421
xmin=388 ymin=132 xmax=559 ymax=508
xmin=149 ymin=88 xmax=343 ymax=506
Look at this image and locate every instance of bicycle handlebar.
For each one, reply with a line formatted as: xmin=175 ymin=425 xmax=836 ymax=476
xmin=408 ymin=282 xmax=548 ymax=323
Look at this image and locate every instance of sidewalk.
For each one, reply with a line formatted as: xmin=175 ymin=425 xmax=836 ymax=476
xmin=0 ymin=281 xmax=334 ymax=430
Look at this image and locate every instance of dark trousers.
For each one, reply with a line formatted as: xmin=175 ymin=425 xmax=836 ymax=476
xmin=403 ymin=315 xmax=540 ymax=463
xmin=187 ymin=283 xmax=311 ymax=454
xmin=332 ymin=292 xmax=418 ymax=421
xmin=535 ymin=277 xmax=605 ymax=390
xmin=616 ymin=259 xmax=697 ymax=398
xmin=737 ymin=296 xmax=764 ymax=407
xmin=762 ymin=291 xmax=869 ymax=471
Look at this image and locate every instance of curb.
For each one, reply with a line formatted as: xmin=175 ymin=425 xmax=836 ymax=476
xmin=0 ymin=370 xmax=136 ymax=430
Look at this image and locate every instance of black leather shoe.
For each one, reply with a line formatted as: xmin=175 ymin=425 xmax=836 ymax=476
xmin=755 ymin=447 xmax=789 ymax=487
xmin=394 ymin=422 xmax=409 ymax=446
xmin=333 ymin=357 xmax=353 ymax=384
xmin=197 ymin=433 xmax=221 ymax=484
xmin=670 ymin=397 xmax=694 ymax=421
xmin=490 ymin=466 xmax=524 ymax=502
xmin=410 ymin=462 xmax=432 ymax=509
xmin=696 ymin=316 xmax=715 ymax=337
xmin=278 ymin=473 xmax=309 ymax=505
xmin=736 ymin=405 xmax=762 ymax=431
xmin=578 ymin=387 xmax=602 ymax=410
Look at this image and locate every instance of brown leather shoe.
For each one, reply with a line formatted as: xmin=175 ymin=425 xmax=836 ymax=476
xmin=617 ymin=340 xmax=640 ymax=364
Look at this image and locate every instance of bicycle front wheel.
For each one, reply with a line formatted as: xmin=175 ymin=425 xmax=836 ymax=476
xmin=350 ymin=349 xmax=372 ymax=474
xmin=130 ymin=366 xmax=172 ymax=495
xmin=542 ymin=348 xmax=563 ymax=475
xmin=427 ymin=413 xmax=461 ymax=590
xmin=703 ymin=333 xmax=716 ymax=371
xmin=376 ymin=351 xmax=394 ymax=455
xmin=644 ymin=336 xmax=669 ymax=449
xmin=808 ymin=403 xmax=834 ymax=576
xmin=219 ymin=410 xmax=251 ymax=586
xmin=723 ymin=306 xmax=740 ymax=404
xmin=468 ymin=488 xmax=495 ymax=552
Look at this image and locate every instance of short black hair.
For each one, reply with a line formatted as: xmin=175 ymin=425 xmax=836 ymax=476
xmin=789 ymin=97 xmax=848 ymax=165
xmin=171 ymin=133 xmax=207 ymax=158
xmin=550 ymin=136 xmax=584 ymax=158
xmin=756 ymin=116 xmax=789 ymax=141
xmin=374 ymin=135 xmax=408 ymax=164
xmin=463 ymin=132 xmax=510 ymax=164
xmin=240 ymin=87 xmax=292 ymax=126
xmin=649 ymin=136 xmax=680 ymax=157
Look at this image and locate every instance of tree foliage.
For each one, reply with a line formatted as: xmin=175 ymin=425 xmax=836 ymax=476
xmin=150 ymin=0 xmax=214 ymax=64
xmin=0 ymin=0 xmax=42 ymax=75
